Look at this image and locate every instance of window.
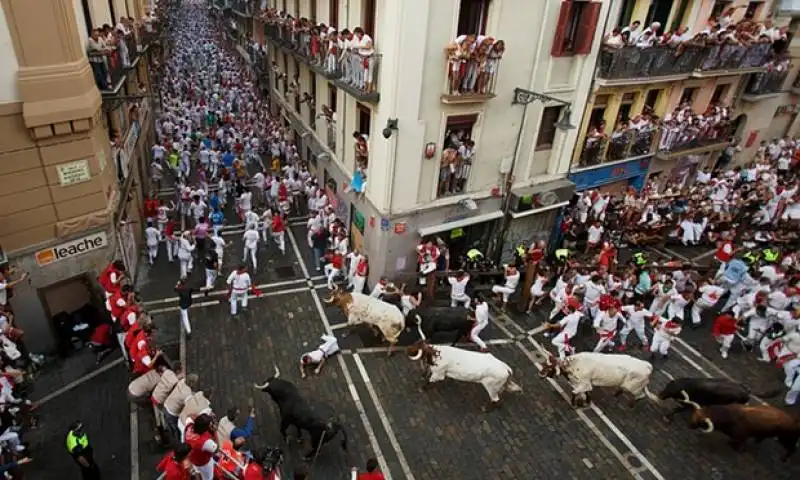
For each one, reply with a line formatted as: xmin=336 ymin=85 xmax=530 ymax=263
xmin=746 ymin=1 xmax=763 ymax=19
xmin=310 ymin=0 xmax=317 ymax=21
xmin=617 ymin=0 xmax=636 ymax=27
xmin=329 ymin=0 xmax=339 ymax=27
xmin=329 ymin=85 xmax=338 ymax=112
xmin=309 ymin=74 xmax=317 ymax=125
xmin=645 ymin=0 xmax=673 ymax=27
xmin=457 ymin=0 xmax=490 ymax=36
xmin=680 ymin=87 xmax=697 ymax=105
xmin=552 ymin=1 xmax=602 ymax=57
xmin=108 ymin=0 xmax=117 ymax=24
xmin=282 ymin=53 xmax=288 ymax=95
xmin=710 ymin=0 xmax=732 ymax=20
xmin=535 ymin=106 xmax=564 ymax=151
xmin=644 ymin=89 xmax=662 ymax=113
xmin=363 ymin=0 xmax=376 ymax=36
xmin=439 ymin=114 xmax=477 ymax=197
xmin=357 ymin=103 xmax=371 ymax=136
xmin=81 ymin=0 xmax=93 ymax=35
xmin=711 ymin=84 xmax=728 ymax=104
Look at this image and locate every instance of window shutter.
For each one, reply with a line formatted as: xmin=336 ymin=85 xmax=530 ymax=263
xmin=550 ymin=1 xmax=573 ymax=57
xmin=575 ymin=2 xmax=601 ymax=55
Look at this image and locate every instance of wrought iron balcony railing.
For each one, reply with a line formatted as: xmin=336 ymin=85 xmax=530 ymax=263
xmin=441 ymin=44 xmax=503 ymax=103
xmin=597 ymin=43 xmax=773 ymax=81
xmin=744 ymin=69 xmax=789 ymax=95
xmin=657 ymin=124 xmax=731 ymax=155
xmin=606 ymin=128 xmax=658 ymax=162
xmin=579 ymin=138 xmax=608 ymax=167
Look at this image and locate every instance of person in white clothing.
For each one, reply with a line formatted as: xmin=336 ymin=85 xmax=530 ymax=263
xmin=399 ymin=285 xmax=422 ymax=316
xmin=448 ymin=271 xmax=471 ymax=308
xmin=346 ymin=250 xmax=362 ymax=289
xmin=144 ymin=221 xmax=162 ymax=265
xmin=242 ymin=224 xmax=260 ymax=270
xmin=177 ymin=231 xmax=196 ymax=279
xmin=691 ymin=280 xmax=725 ymax=326
xmin=546 ymin=308 xmax=582 ymax=359
xmin=619 ymin=302 xmax=651 ymax=351
xmin=184 ymin=414 xmax=217 ymax=479
xmin=299 ymin=334 xmax=341 ymax=378
xmin=156 ymin=202 xmax=175 ymax=233
xmin=592 ymin=306 xmax=623 ymax=352
xmin=666 ymin=291 xmax=690 ymax=321
xmin=649 ymin=279 xmax=676 ymax=317
xmin=742 ymin=304 xmax=770 ymax=346
xmin=209 ymin=232 xmax=227 ymax=272
xmin=227 ymin=264 xmax=252 ymax=316
xmin=470 ymin=296 xmax=490 ymax=352
xmin=580 ymin=275 xmax=606 ymax=319
xmin=238 ymin=189 xmax=253 ymax=220
xmin=259 ymin=208 xmax=273 ymax=243
xmin=491 ymin=265 xmax=520 ymax=308
xmin=243 ymin=209 xmax=260 ymax=231
xmin=650 ymin=315 xmax=683 ymax=360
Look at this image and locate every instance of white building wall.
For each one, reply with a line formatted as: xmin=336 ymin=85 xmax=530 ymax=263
xmin=0 ymin=4 xmax=20 ymax=103
xmin=74 ymin=0 xmax=90 ymax=51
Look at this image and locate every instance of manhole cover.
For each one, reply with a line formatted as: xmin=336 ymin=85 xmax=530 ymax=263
xmin=274 ymin=266 xmax=296 ymax=279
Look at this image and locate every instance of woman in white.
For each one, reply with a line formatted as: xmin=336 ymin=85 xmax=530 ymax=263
xmin=242 ymin=224 xmax=260 ymax=271
xmin=177 ymin=231 xmax=196 ymax=279
xmin=144 ymin=221 xmax=162 ymax=266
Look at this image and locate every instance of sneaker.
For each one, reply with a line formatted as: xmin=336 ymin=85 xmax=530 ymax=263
xmin=721 ymin=350 xmax=728 ymax=359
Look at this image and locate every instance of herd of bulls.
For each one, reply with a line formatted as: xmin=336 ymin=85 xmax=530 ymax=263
xmin=250 ymin=288 xmax=800 ymax=465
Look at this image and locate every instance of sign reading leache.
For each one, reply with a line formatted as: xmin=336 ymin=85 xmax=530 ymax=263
xmin=57 ymin=160 xmax=91 ymax=186
xmin=35 ymin=232 xmax=108 ymax=267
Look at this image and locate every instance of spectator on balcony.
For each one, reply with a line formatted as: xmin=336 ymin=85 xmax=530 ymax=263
xmin=635 ymin=30 xmax=656 ymax=48
xmin=352 ymin=27 xmax=375 ymax=92
xmin=353 ymin=132 xmax=368 ymax=168
xmin=603 ymin=28 xmax=625 ymax=49
xmin=621 ymin=20 xmax=642 ymax=45
xmin=87 ymin=29 xmax=113 ymax=91
xmin=667 ymin=26 xmax=692 ymax=47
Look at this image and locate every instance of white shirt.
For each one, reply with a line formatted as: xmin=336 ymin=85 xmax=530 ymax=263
xmin=622 ymin=305 xmax=651 ymax=325
xmin=243 ymin=229 xmax=260 ymax=249
xmin=210 ymin=235 xmax=226 ymax=253
xmin=559 ymin=312 xmax=583 ymax=338
xmin=190 ymin=201 xmax=207 ymax=218
xmin=584 ymin=282 xmax=606 ymax=306
xmin=227 ymin=271 xmax=252 ymax=291
xmin=244 ymin=210 xmax=260 ymax=227
xmin=239 ymin=191 xmax=253 ymax=211
xmin=699 ymin=285 xmax=725 ymax=305
xmin=504 ymin=271 xmax=520 ymax=290
xmin=145 ymin=227 xmax=161 ymax=247
xmin=474 ymin=302 xmax=489 ymax=327
xmin=448 ymin=276 xmax=470 ymax=298
xmin=587 ymin=225 xmax=603 ymax=243
xmin=593 ymin=311 xmax=622 ymax=332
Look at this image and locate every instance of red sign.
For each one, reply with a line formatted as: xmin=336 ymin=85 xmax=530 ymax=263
xmin=369 ymin=216 xmax=376 ymax=227
xmin=745 ymin=130 xmax=759 ymax=148
xmin=394 ymin=223 xmax=407 ymax=234
xmin=610 ymin=166 xmax=626 ymax=178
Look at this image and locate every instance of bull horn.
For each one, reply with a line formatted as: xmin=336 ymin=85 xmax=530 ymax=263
xmin=273 ymin=364 xmax=280 ymax=379
xmin=416 ymin=323 xmax=427 ymax=341
xmin=702 ymin=418 xmax=714 ymax=433
xmin=323 ymin=294 xmax=335 ymax=304
xmin=408 ymin=349 xmax=423 ymax=361
xmin=254 ymin=380 xmax=269 ymax=390
xmin=680 ymin=390 xmax=701 ymax=410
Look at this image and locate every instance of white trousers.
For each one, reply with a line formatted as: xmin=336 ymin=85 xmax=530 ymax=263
xmin=166 ymin=239 xmax=178 ymax=262
xmin=244 ymin=246 xmax=258 ymax=270
xmin=230 ymin=291 xmax=248 ymax=315
xmin=192 ymin=459 xmax=214 ymax=480
xmin=451 ymin=294 xmax=471 ymax=308
xmin=205 ymin=268 xmax=217 ymax=289
xmin=470 ymin=321 xmax=488 ymax=349
xmin=786 ymin=370 xmax=800 ymax=405
xmin=180 ymin=308 xmax=191 ymax=335
xmin=116 ymin=332 xmax=128 ymax=361
xmin=272 ymin=231 xmax=285 ymax=254
xmin=492 ymin=285 xmax=515 ymax=303
xmin=715 ymin=334 xmax=734 ymax=353
xmin=551 ymin=332 xmax=574 ymax=359
xmin=649 ymin=298 xmax=669 ymax=317
xmin=147 ymin=244 xmax=158 ymax=264
xmin=179 ymin=256 xmax=193 ymax=278
xmin=324 ymin=265 xmax=341 ymax=288
xmin=691 ymin=299 xmax=715 ymax=325
xmin=784 ymin=358 xmax=800 ymax=388
xmin=593 ymin=331 xmax=616 ymax=352
xmin=352 ymin=275 xmax=366 ymax=294
xmin=620 ymin=321 xmax=647 ymax=346
xmin=651 ymin=332 xmax=672 ymax=356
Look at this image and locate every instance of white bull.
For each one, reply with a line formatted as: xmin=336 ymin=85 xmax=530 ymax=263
xmin=407 ymin=341 xmax=522 ymax=411
xmin=540 ymin=352 xmax=658 ymax=407
xmin=323 ymin=287 xmax=405 ymax=355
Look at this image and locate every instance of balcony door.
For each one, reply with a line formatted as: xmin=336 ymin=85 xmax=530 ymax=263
xmin=646 ymin=0 xmax=674 ymax=27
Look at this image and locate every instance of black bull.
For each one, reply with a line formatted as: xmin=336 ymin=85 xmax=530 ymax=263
xmin=407 ymin=307 xmax=474 ymax=345
xmin=254 ymin=369 xmax=348 ymax=459
xmin=658 ymin=377 xmax=782 ymax=421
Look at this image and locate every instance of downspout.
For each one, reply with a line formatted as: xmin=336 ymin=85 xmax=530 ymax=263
xmin=382 ymin=0 xmax=402 ymax=215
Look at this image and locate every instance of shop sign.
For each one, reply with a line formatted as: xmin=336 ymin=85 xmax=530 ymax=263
xmin=450 ymin=227 xmax=465 ymax=239
xmin=776 ymin=104 xmax=799 ymax=116
xmin=568 ymin=158 xmax=651 ymax=192
xmin=380 ymin=218 xmax=391 ymax=232
xmin=35 ymin=232 xmax=108 ymax=267
xmin=394 ymin=223 xmax=407 ymax=234
xmin=57 ymin=160 xmax=91 ymax=186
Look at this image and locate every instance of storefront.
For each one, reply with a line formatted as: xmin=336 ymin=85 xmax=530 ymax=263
xmin=416 ymin=206 xmax=504 ymax=269
xmin=568 ymin=157 xmax=651 ymax=193
xmin=503 ymin=178 xmax=575 ymax=263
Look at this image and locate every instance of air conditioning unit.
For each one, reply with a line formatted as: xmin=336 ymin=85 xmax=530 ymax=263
xmin=508 ymin=179 xmax=575 ymax=213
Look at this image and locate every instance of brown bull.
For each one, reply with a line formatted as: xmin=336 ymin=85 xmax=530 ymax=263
xmin=688 ymin=403 xmax=800 ymax=461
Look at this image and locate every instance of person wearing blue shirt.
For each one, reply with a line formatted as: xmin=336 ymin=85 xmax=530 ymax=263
xmin=209 ymin=192 xmax=220 ymax=212
xmin=719 ymin=257 xmax=751 ymax=312
xmin=634 ymin=268 xmax=651 ymax=300
xmin=211 ymin=209 xmax=225 ymax=235
xmin=202 ymin=137 xmax=212 ymax=149
xmin=223 ymin=151 xmax=234 ymax=168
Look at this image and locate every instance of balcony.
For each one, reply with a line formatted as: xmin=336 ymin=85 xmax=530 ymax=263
xmin=231 ymin=0 xmax=254 ymax=16
xmin=578 ymin=128 xmax=658 ymax=168
xmin=742 ymin=69 xmax=790 ymax=100
xmin=264 ymin=20 xmax=381 ymax=103
xmin=656 ymin=124 xmax=731 ymax=159
xmin=120 ymin=32 xmax=140 ymax=67
xmin=437 ymin=147 xmax=473 ymax=198
xmin=596 ymin=43 xmax=773 ymax=85
xmin=440 ymin=42 xmax=504 ymax=105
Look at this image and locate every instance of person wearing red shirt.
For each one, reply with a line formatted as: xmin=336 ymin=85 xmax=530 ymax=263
xmin=353 ymin=256 xmax=369 ymax=294
xmin=98 ymin=260 xmax=126 ymax=309
xmin=271 ymin=213 xmax=286 ymax=254
xmin=715 ymin=239 xmax=735 ymax=278
xmin=165 ymin=218 xmax=179 ymax=263
xmin=109 ymin=285 xmax=134 ymax=324
xmin=184 ymin=414 xmax=217 ymax=479
xmin=597 ymin=242 xmax=617 ymax=270
xmin=356 ymin=458 xmax=385 ymax=480
xmin=323 ymin=248 xmax=344 ymax=290
xmin=156 ymin=444 xmax=193 ymax=480
xmin=712 ymin=313 xmax=739 ymax=359
xmin=88 ymin=323 xmax=115 ymax=364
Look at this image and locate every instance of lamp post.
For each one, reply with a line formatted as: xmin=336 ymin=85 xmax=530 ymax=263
xmin=498 ymin=88 xmax=575 ymax=310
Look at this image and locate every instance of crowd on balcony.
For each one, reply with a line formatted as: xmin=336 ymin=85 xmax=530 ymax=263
xmin=439 ymin=129 xmax=476 ymax=197
xmin=582 ymin=101 xmax=733 ymax=166
xmin=86 ymin=11 xmax=159 ymax=91
xmin=259 ymin=8 xmax=378 ymax=94
xmin=444 ymin=35 xmax=506 ymax=97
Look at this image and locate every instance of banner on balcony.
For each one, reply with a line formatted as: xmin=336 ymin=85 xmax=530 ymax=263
xmin=568 ymin=158 xmax=651 ymax=192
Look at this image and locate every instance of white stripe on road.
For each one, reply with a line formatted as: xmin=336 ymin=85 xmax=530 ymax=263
xmin=488 ymin=308 xmax=666 ymax=480
xmin=142 ymin=277 xmax=325 ymax=306
xmin=341 ymin=338 xmax=514 ymax=355
xmin=33 ymin=357 xmax=126 ymax=405
xmin=147 ymin=285 xmax=327 ymax=314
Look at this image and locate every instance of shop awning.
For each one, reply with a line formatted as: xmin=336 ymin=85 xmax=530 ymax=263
xmin=509 ymin=201 xmax=570 ymax=219
xmin=418 ymin=211 xmax=504 ymax=237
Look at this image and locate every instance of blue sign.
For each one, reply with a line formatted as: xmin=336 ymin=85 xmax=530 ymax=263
xmin=380 ymin=218 xmax=391 ymax=232
xmin=568 ymin=158 xmax=651 ymax=192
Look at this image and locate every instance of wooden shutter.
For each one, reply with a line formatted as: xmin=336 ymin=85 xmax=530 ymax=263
xmin=551 ymin=1 xmax=573 ymax=57
xmin=575 ymin=2 xmax=601 ymax=55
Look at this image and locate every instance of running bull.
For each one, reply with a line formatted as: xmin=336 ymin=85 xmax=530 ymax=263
xmin=687 ymin=401 xmax=800 ymax=461
xmin=324 ymin=287 xmax=405 ymax=355
xmin=254 ymin=365 xmax=348 ymax=459
xmin=539 ymin=352 xmax=657 ymax=407
xmin=657 ymin=377 xmax=782 ymax=422
xmin=407 ymin=307 xmax=473 ymax=345
xmin=407 ymin=340 xmax=521 ymax=411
